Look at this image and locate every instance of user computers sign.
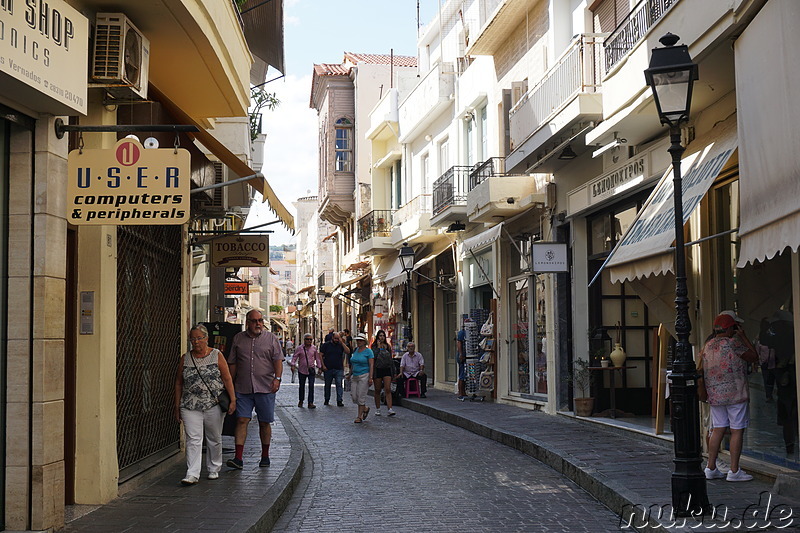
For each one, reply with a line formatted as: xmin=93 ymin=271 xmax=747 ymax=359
xmin=67 ymin=138 xmax=190 ymax=225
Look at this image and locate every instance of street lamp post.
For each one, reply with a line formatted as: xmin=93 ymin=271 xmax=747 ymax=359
xmin=295 ymin=299 xmax=304 ymax=345
xmin=644 ymin=33 xmax=707 ymax=516
xmin=317 ymin=291 xmax=328 ymax=344
xmin=399 ymin=242 xmax=415 ymax=342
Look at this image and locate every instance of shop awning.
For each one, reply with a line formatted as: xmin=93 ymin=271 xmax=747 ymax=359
xmin=240 ymin=0 xmax=285 ymax=75
xmin=604 ymin=118 xmax=738 ymax=284
xmin=462 ymin=223 xmax=503 ymax=254
xmin=270 ymin=317 xmax=288 ymax=330
xmin=373 ymin=253 xmax=398 ymax=282
xmin=384 ymin=258 xmax=407 ymax=289
xmin=413 ymin=240 xmax=454 ymax=271
xmin=149 ymin=84 xmax=295 ymax=232
xmin=334 ymin=273 xmax=370 ymax=291
xmin=297 ymin=285 xmax=315 ymax=294
xmin=735 ymin=0 xmax=800 ymax=267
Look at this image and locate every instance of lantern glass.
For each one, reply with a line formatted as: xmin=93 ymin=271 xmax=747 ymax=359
xmin=651 ymin=68 xmax=693 ymax=124
xmin=317 ymin=292 xmax=327 ymax=304
xmin=296 ymin=300 xmax=303 ymax=311
xmin=399 ymin=243 xmax=415 ymax=272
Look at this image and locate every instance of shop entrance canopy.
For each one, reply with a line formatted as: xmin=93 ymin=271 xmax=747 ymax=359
xmin=604 ymin=118 xmax=738 ymax=284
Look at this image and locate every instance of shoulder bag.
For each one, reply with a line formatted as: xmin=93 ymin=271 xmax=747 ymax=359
xmin=190 ymin=349 xmax=231 ymax=412
xmin=480 ymin=312 xmax=494 ymax=337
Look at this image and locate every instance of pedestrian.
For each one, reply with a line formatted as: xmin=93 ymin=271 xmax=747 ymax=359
xmin=324 ymin=327 xmax=335 ymax=343
xmin=456 ymin=320 xmax=467 ymax=400
xmin=292 ymin=333 xmax=322 ymax=408
xmin=397 ymin=342 xmax=427 ymax=398
xmin=284 ymin=337 xmax=297 ymax=383
xmin=226 ymin=310 xmax=283 ymax=469
xmin=765 ymin=309 xmax=797 ymax=454
xmin=174 ymin=324 xmax=236 ymax=485
xmin=371 ymin=329 xmax=397 ymax=416
xmin=701 ymin=311 xmax=758 ymax=482
xmin=320 ymin=331 xmax=349 ymax=406
xmin=349 ymin=333 xmax=374 ymax=423
xmin=755 ymin=317 xmax=776 ymax=402
xmin=343 ymin=328 xmax=353 ymax=352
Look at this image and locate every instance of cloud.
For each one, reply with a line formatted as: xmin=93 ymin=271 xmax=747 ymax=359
xmin=247 ymin=73 xmax=317 ymax=245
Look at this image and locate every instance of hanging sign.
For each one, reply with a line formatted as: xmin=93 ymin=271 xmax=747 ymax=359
xmin=531 ymin=242 xmax=568 ymax=272
xmin=211 ymin=235 xmax=270 ymax=267
xmin=224 ymin=281 xmax=249 ymax=295
xmin=67 ymin=138 xmax=190 ymax=225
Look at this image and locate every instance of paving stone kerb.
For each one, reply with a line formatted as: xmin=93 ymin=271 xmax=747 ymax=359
xmin=401 ymin=388 xmax=799 ymax=533
xmin=64 ymin=410 xmax=305 ymax=533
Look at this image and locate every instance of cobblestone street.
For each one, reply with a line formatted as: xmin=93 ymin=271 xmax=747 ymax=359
xmin=274 ymin=380 xmax=621 ymax=532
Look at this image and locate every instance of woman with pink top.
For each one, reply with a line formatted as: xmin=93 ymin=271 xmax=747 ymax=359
xmin=292 ymin=333 xmax=322 ymax=408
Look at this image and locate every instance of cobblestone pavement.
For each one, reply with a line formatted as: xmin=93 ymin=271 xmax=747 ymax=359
xmin=274 ymin=380 xmax=622 ymax=532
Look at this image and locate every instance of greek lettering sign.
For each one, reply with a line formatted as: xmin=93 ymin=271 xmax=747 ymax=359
xmin=224 ymin=281 xmax=249 ymax=295
xmin=0 ymin=0 xmax=89 ymax=115
xmin=587 ymin=155 xmax=647 ymax=206
xmin=211 ymin=235 xmax=270 ymax=267
xmin=532 ymin=242 xmax=568 ymax=272
xmin=67 ymin=138 xmax=190 ymax=225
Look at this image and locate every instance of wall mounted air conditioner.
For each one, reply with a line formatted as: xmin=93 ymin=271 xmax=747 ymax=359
xmin=91 ymin=13 xmax=150 ymax=99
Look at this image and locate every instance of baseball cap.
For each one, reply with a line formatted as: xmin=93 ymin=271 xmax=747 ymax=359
xmin=719 ymin=310 xmax=744 ymax=324
xmin=713 ymin=313 xmax=736 ymax=330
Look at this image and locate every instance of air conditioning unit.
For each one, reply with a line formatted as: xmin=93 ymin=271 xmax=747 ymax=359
xmin=91 ymin=13 xmax=150 ymax=99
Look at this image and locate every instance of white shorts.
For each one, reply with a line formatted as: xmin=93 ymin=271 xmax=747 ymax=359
xmin=710 ymin=401 xmax=749 ymax=430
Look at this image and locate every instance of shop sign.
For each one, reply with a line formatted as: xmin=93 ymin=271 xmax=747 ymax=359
xmin=588 ymin=155 xmax=647 ymax=205
xmin=67 ymin=138 xmax=190 ymax=225
xmin=531 ymin=242 xmax=568 ymax=272
xmin=0 ymin=0 xmax=89 ymax=114
xmin=211 ymin=235 xmax=270 ymax=267
xmin=224 ymin=281 xmax=249 ymax=295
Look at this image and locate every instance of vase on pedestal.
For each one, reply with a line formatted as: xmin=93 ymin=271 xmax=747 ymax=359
xmin=610 ymin=343 xmax=626 ymax=367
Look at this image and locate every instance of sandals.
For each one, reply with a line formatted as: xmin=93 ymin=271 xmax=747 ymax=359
xmin=362 ymin=407 xmax=370 ymax=420
xmin=354 ymin=417 xmax=362 ymax=423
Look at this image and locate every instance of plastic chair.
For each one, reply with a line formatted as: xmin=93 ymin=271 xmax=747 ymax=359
xmin=405 ymin=377 xmax=421 ymax=398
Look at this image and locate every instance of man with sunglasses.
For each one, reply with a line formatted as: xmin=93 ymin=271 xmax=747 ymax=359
xmin=226 ymin=310 xmax=283 ymax=469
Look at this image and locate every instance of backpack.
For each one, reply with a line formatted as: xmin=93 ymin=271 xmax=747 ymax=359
xmin=374 ymin=347 xmax=393 ymax=369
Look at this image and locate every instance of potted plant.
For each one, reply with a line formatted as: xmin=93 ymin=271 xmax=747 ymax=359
xmin=566 ymin=359 xmax=594 ymax=416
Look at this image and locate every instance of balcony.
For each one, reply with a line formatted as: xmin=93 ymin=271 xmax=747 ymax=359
xmin=506 ymin=34 xmax=603 ymax=173
xmin=398 ymin=62 xmax=455 ymax=142
xmin=430 ymin=166 xmax=471 ymax=227
xmin=604 ymin=0 xmax=679 ymax=74
xmin=357 ymin=210 xmax=395 ymax=256
xmin=390 ymin=194 xmax=438 ymax=246
xmin=366 ymin=89 xmax=399 ymax=142
xmin=466 ymin=158 xmax=546 ymax=223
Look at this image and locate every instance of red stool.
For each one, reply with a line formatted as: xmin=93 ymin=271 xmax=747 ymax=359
xmin=405 ymin=377 xmax=421 ymax=398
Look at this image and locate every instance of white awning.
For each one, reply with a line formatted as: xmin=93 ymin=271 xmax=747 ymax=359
xmin=414 ymin=241 xmax=454 ymax=271
xmin=384 ymin=258 xmax=407 ymax=289
xmin=462 ymin=223 xmax=503 ymax=254
xmin=736 ymin=0 xmax=800 ymax=266
xmin=606 ymin=117 xmax=738 ymax=283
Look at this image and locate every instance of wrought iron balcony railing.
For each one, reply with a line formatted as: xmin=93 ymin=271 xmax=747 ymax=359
xmin=432 ymin=166 xmax=472 ymax=216
xmin=357 ymin=210 xmax=394 ymax=243
xmin=468 ymin=157 xmax=507 ymax=190
xmin=604 ymin=0 xmax=679 ymax=73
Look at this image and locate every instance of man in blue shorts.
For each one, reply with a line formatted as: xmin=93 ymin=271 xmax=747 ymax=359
xmin=226 ymin=309 xmax=283 ymax=468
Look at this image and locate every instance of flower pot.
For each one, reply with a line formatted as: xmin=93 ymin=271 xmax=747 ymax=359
xmin=600 ymin=359 xmax=610 ymax=368
xmin=574 ymin=397 xmax=594 ymax=417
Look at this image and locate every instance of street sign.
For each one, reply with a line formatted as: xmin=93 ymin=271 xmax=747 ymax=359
xmin=211 ymin=235 xmax=270 ymax=267
xmin=67 ymin=138 xmax=190 ymax=225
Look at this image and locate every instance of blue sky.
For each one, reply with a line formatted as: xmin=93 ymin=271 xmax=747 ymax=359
xmin=246 ymin=0 xmax=436 ymax=245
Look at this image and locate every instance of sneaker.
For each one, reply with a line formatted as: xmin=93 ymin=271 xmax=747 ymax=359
xmin=207 ymin=472 xmax=219 ymax=480
xmin=259 ymin=457 xmax=271 ymax=467
xmin=727 ymin=469 xmax=753 ymax=482
xmin=181 ymin=476 xmax=198 ymax=486
xmin=388 ymin=408 xmax=396 ymax=416
xmin=337 ymin=401 xmax=344 ymax=407
xmin=375 ymin=408 xmax=382 ymax=416
xmin=704 ymin=467 xmax=726 ymax=479
xmin=226 ymin=458 xmax=243 ymax=470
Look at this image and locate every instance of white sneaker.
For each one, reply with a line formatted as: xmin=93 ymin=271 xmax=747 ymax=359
xmin=388 ymin=408 xmax=396 ymax=416
xmin=207 ymin=472 xmax=219 ymax=480
xmin=375 ymin=408 xmax=381 ymax=416
xmin=704 ymin=467 xmax=726 ymax=479
xmin=727 ymin=469 xmax=753 ymax=482
xmin=180 ymin=476 xmax=198 ymax=486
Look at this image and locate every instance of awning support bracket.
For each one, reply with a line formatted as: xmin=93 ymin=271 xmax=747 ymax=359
xmin=54 ymin=118 xmax=199 ymax=139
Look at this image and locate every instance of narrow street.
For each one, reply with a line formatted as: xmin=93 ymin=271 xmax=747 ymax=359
xmin=273 ymin=379 xmax=621 ymax=532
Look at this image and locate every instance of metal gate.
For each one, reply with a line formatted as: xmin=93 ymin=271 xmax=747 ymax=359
xmin=116 ymin=225 xmax=182 ymax=477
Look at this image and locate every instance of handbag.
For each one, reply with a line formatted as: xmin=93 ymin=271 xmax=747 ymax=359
xmin=480 ymin=312 xmax=494 ymax=336
xmin=190 ymin=350 xmax=230 ymax=413
xmin=479 ymin=352 xmax=491 ymax=364
xmin=479 ymin=370 xmax=495 ymax=391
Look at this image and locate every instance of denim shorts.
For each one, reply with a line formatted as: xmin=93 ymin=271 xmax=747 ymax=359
xmin=235 ymin=392 xmax=276 ymax=423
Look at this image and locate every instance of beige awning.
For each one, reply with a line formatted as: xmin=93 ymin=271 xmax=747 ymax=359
xmin=735 ymin=0 xmax=800 ymax=266
xmin=606 ymin=117 xmax=738 ymax=284
xmin=149 ymin=84 xmax=295 ymax=232
xmin=462 ymin=223 xmax=503 ymax=254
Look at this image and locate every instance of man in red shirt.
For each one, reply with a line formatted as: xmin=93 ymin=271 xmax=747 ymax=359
xmin=226 ymin=310 xmax=283 ymax=468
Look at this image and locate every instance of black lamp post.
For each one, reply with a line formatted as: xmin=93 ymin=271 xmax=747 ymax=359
xmin=399 ymin=242 xmax=415 ymax=342
xmin=645 ymin=33 xmax=707 ymax=516
xmin=317 ymin=291 xmax=328 ymax=344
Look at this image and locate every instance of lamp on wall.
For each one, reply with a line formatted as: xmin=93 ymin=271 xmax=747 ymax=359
xmin=557 ymin=145 xmax=577 ymax=160
xmin=644 ymin=32 xmax=706 ymax=517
